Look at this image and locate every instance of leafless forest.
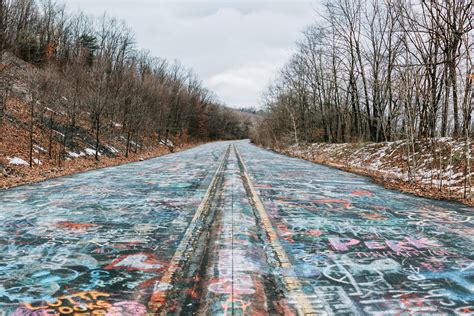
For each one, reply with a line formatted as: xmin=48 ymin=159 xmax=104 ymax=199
xmin=0 ymin=0 xmax=250 ymax=164
xmin=254 ymin=0 xmax=472 ymax=146
xmin=252 ymin=0 xmax=472 ymax=198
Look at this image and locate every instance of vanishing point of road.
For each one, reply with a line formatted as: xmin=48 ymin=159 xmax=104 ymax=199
xmin=0 ymin=141 xmax=473 ymax=315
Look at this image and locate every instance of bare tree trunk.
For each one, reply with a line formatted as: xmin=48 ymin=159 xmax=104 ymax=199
xmin=125 ymin=126 xmax=131 ymax=158
xmin=48 ymin=112 xmax=54 ymax=159
xmin=464 ymin=127 xmax=472 ymax=200
xmin=28 ymin=98 xmax=35 ymax=168
xmin=94 ymin=113 xmax=100 ymax=161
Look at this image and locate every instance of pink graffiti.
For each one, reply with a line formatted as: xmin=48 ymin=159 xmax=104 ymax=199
xmin=365 ymin=241 xmax=386 ymax=250
xmin=208 ymin=275 xmax=255 ymax=295
xmin=420 ymin=261 xmax=444 ymax=272
xmin=330 ymin=237 xmax=441 ymax=252
xmin=405 ymin=237 xmax=441 ymax=249
xmin=11 ymin=307 xmax=51 ymax=316
xmin=329 ymin=237 xmax=360 ymax=251
xmin=105 ymin=253 xmax=164 ymax=272
xmin=386 ymin=240 xmax=414 ymax=252
xmin=106 ymin=301 xmax=146 ymax=316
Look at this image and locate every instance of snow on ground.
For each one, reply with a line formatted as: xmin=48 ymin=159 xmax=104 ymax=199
xmin=107 ymin=145 xmax=119 ymax=154
xmin=84 ymin=148 xmax=101 ymax=156
xmin=33 ymin=145 xmax=46 ymax=153
xmin=159 ymin=139 xmax=174 ymax=147
xmin=281 ymin=137 xmax=472 ymax=202
xmin=44 ymin=107 xmax=61 ymax=116
xmin=7 ymin=157 xmax=28 ymax=165
xmin=53 ymin=130 xmax=65 ymax=137
xmin=6 ymin=156 xmax=41 ymax=166
xmin=130 ymin=140 xmax=141 ymax=148
xmin=68 ymin=152 xmax=84 ymax=158
xmin=69 ymin=145 xmax=117 ymax=159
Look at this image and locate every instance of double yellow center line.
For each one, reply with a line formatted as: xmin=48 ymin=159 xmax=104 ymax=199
xmin=148 ymin=144 xmax=315 ymax=315
xmin=148 ymin=145 xmax=230 ymax=314
xmin=234 ymin=145 xmax=316 ymax=315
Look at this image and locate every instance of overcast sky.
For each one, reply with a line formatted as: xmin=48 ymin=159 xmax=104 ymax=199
xmin=61 ymin=0 xmax=318 ymax=109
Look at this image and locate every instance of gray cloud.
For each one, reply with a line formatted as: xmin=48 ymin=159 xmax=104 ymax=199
xmin=61 ymin=0 xmax=318 ymax=108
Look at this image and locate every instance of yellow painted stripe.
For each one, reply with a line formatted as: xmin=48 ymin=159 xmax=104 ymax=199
xmin=234 ymin=145 xmax=316 ymax=315
xmin=148 ymin=145 xmax=230 ymax=314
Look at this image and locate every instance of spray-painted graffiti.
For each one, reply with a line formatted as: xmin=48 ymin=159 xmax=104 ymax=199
xmin=235 ymin=141 xmax=474 ymax=315
xmin=0 ymin=142 xmax=231 ymax=315
xmin=196 ymin=146 xmax=284 ymax=315
xmin=1 ymin=140 xmax=473 ymax=314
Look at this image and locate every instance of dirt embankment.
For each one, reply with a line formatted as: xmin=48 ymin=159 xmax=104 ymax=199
xmin=0 ymin=139 xmax=200 ymax=190
xmin=277 ymin=139 xmax=473 ymax=206
xmin=0 ymin=53 xmax=203 ymax=190
xmin=0 ymin=97 xmax=202 ymax=189
xmin=1 ymin=96 xmax=202 ymax=189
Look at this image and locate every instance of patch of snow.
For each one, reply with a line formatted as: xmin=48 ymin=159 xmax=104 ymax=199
xmin=451 ymin=172 xmax=464 ymax=179
xmin=84 ymin=148 xmax=101 ymax=156
xmin=33 ymin=158 xmax=42 ymax=165
xmin=54 ymin=130 xmax=65 ymax=137
xmin=159 ymin=139 xmax=173 ymax=147
xmin=437 ymin=137 xmax=452 ymax=143
xmin=7 ymin=157 xmax=28 ymax=165
xmin=130 ymin=140 xmax=141 ymax=148
xmin=107 ymin=145 xmax=119 ymax=154
xmin=45 ymin=107 xmax=60 ymax=115
xmin=68 ymin=152 xmax=81 ymax=158
xmin=34 ymin=145 xmax=46 ymax=152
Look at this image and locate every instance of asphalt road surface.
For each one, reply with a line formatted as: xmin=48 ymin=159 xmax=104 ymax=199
xmin=0 ymin=140 xmax=473 ymax=315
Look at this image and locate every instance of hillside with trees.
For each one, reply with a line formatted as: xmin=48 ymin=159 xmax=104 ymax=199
xmin=252 ymin=0 xmax=472 ymax=203
xmin=0 ymin=0 xmax=251 ymax=187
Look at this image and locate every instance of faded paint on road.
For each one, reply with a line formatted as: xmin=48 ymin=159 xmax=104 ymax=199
xmin=0 ymin=140 xmax=473 ymax=315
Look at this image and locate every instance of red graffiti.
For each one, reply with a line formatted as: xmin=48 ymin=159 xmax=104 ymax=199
xmin=56 ymin=221 xmax=98 ymax=230
xmin=362 ymin=213 xmax=387 ymax=220
xmin=308 ymin=229 xmax=323 ymax=237
xmin=352 ymin=190 xmax=373 ymax=196
xmin=313 ymin=199 xmax=352 ymax=208
xmin=105 ymin=253 xmax=164 ymax=272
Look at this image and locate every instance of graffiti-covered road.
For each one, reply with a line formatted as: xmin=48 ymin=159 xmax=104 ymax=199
xmin=0 ymin=141 xmax=473 ymax=315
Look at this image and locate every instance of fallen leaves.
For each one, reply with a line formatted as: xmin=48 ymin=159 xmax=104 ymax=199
xmin=279 ymin=140 xmax=473 ymax=206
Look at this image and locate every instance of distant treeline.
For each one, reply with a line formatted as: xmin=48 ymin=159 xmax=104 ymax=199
xmin=252 ymin=0 xmax=472 ymax=147
xmin=0 ymin=0 xmax=250 ymax=160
